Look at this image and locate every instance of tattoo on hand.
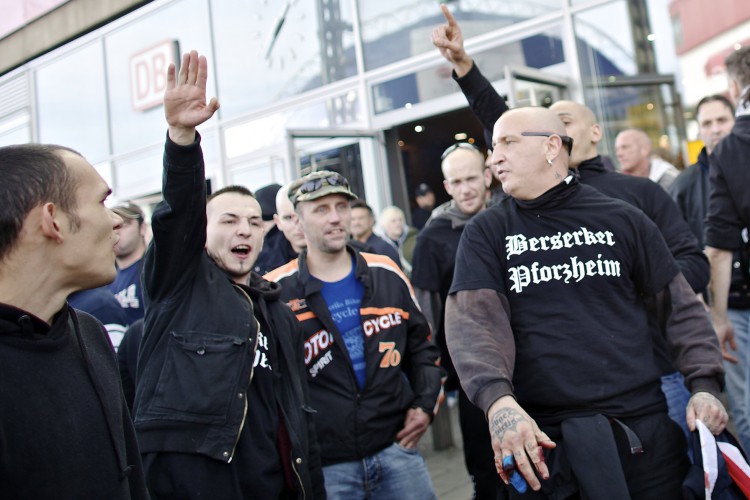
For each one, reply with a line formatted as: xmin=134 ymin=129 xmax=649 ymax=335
xmin=490 ymin=408 xmax=527 ymax=441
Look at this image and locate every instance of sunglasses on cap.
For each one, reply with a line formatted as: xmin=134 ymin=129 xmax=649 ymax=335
xmin=520 ymin=132 xmax=574 ymax=156
xmin=440 ymin=142 xmax=482 ymax=161
xmin=296 ymin=173 xmax=351 ymax=197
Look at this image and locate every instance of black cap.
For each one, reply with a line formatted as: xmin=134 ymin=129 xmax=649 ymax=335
xmin=255 ymin=183 xmax=281 ymax=221
xmin=415 ymin=183 xmax=433 ymax=197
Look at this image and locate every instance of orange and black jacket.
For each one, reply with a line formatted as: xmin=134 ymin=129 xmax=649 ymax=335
xmin=266 ymin=246 xmax=442 ymax=466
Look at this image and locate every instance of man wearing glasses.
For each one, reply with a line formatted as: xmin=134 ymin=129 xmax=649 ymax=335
xmin=446 ymin=106 xmax=727 ymax=497
xmin=266 ymin=170 xmax=441 ymax=499
xmin=432 ymin=4 xmax=709 ymax=442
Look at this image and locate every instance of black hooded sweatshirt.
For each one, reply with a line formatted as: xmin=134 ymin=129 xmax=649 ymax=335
xmin=0 ymin=302 xmax=148 ymax=499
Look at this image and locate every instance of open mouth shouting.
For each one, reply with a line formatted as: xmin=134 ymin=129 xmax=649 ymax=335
xmin=231 ymin=244 xmax=252 ymax=259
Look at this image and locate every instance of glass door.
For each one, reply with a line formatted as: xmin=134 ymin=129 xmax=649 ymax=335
xmin=505 ymin=65 xmax=570 ymax=108
xmin=286 ymin=129 xmax=391 ymax=216
xmin=583 ymin=74 xmax=686 ymax=168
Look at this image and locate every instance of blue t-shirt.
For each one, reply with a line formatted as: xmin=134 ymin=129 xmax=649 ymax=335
xmin=110 ymin=258 xmax=144 ymax=325
xmin=320 ymin=260 xmax=366 ymax=389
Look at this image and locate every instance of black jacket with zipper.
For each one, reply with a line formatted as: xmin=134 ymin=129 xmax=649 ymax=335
xmin=265 ymin=247 xmax=442 ymax=465
xmin=134 ymin=133 xmax=324 ymax=498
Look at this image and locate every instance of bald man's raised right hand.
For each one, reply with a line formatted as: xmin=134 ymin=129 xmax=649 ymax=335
xmin=431 ymin=4 xmax=473 ymax=77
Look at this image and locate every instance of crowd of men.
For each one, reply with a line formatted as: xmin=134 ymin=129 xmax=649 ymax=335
xmin=1 ymin=4 xmax=750 ymax=500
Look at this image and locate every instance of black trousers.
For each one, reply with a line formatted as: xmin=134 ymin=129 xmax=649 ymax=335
xmin=458 ymin=388 xmax=506 ymax=500
xmin=506 ymin=412 xmax=689 ymax=500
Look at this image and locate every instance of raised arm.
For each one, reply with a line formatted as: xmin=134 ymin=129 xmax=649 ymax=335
xmin=431 ymin=4 xmax=473 ymax=77
xmin=144 ymin=51 xmax=220 ymax=300
xmin=165 ymin=51 xmax=220 ymax=145
xmin=432 ymin=5 xmax=509 ymax=141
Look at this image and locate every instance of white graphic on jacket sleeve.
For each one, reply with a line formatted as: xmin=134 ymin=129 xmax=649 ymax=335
xmin=505 ymin=227 xmax=615 ymax=259
xmin=114 ymin=284 xmax=140 ymax=309
xmin=253 ymin=331 xmax=272 ymax=370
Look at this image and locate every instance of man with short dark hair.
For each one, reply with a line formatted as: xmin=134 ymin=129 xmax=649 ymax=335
xmin=706 ymin=46 xmax=750 ymax=455
xmin=671 ymin=95 xmax=735 ymax=248
xmin=0 ymin=143 xmax=148 ymax=498
xmin=412 ymin=183 xmax=435 ymax=230
xmin=110 ymin=201 xmax=147 ymax=326
xmin=349 ymin=199 xmax=401 ymax=265
xmin=133 ymin=50 xmax=324 ymax=499
xmin=447 ymin=106 xmax=727 ymax=497
xmin=266 ymin=170 xmax=441 ymax=499
xmin=670 ymin=94 xmax=750 ymax=451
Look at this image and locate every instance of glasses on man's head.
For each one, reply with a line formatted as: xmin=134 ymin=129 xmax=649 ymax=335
xmin=297 ymin=173 xmax=350 ymax=196
xmin=520 ymin=132 xmax=574 ymax=156
xmin=440 ymin=142 xmax=481 ymax=161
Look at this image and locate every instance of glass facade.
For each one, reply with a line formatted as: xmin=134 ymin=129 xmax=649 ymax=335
xmin=36 ymin=41 xmax=109 ymax=163
xmin=0 ymin=0 xmax=694 ymax=210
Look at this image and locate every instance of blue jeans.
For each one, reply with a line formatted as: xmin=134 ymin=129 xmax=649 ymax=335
xmin=727 ymin=308 xmax=750 ymax=453
xmin=322 ymin=442 xmax=436 ymax=500
xmin=660 ymin=371 xmax=691 ymax=440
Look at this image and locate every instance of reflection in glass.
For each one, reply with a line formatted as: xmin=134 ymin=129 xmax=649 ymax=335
xmin=300 ymin=142 xmax=365 ymax=201
xmin=0 ymin=110 xmax=31 ymax=147
xmin=113 ymin=147 xmax=163 ymax=200
xmin=0 ymin=125 xmax=30 ymax=147
xmin=231 ymin=157 xmax=286 ymax=192
xmin=575 ymin=1 xmax=636 ymax=78
xmin=575 ymin=0 xmax=678 ymax=78
xmin=224 ymin=90 xmax=360 ymax=160
xmin=104 ymin=0 xmax=213 ymax=155
xmin=372 ymin=26 xmax=564 ymax=114
xmin=359 ymin=0 xmax=562 ymax=71
xmin=211 ymin=0 xmax=357 ymax=119
xmin=36 ymin=41 xmax=110 ymax=163
xmin=585 ymin=83 xmax=680 ymax=165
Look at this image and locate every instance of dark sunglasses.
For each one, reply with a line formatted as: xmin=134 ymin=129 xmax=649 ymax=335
xmin=520 ymin=132 xmax=574 ymax=156
xmin=297 ymin=173 xmax=350 ymax=196
xmin=440 ymin=142 xmax=481 ymax=161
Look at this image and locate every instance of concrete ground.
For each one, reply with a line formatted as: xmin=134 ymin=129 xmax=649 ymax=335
xmin=420 ymin=401 xmax=475 ymax=500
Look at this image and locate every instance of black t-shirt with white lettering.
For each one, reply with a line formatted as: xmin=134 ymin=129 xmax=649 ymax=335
xmin=451 ymin=178 xmax=679 ymax=423
xmin=235 ymin=298 xmax=285 ymax=498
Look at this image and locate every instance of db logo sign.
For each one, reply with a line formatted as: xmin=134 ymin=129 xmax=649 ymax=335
xmin=129 ymin=40 xmax=179 ymax=111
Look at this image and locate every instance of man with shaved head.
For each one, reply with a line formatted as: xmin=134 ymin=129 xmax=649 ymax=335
xmin=253 ymin=182 xmax=308 ymax=275
xmin=432 ymin=5 xmax=709 ymax=446
xmin=615 ymin=128 xmax=679 ymax=190
xmin=445 ymin=106 xmax=726 ymax=498
xmin=411 ymin=142 xmax=495 ymax=499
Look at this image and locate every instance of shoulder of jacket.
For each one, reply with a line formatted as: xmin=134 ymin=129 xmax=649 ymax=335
xmin=264 ymin=259 xmax=300 ymax=283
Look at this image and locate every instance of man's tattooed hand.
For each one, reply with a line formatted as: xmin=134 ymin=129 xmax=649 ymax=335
xmin=490 ymin=407 xmax=528 ymax=441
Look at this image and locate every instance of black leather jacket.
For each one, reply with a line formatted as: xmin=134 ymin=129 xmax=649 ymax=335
xmin=134 ymin=133 xmax=324 ymax=498
xmin=671 ymin=148 xmax=750 ymax=309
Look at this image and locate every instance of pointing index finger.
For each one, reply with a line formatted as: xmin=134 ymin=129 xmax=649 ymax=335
xmin=440 ymin=3 xmax=458 ymax=27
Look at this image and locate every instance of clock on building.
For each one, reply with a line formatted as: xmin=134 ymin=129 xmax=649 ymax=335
xmin=254 ymin=0 xmax=306 ymax=70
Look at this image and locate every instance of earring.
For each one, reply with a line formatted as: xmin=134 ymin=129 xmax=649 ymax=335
xmin=547 ymin=158 xmax=553 ymax=166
